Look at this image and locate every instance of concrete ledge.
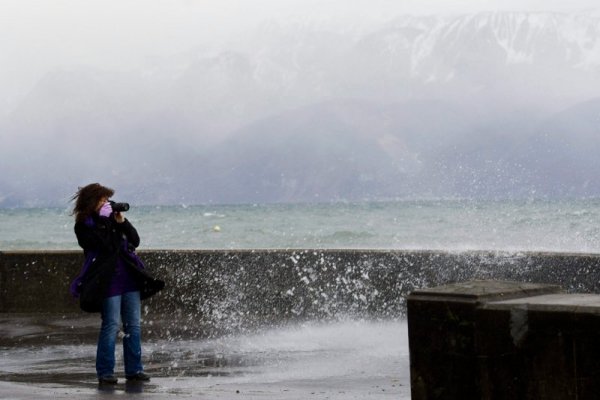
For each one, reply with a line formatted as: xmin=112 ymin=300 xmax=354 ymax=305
xmin=408 ymin=280 xmax=600 ymax=400
xmin=486 ymin=293 xmax=600 ymax=312
xmin=408 ymin=279 xmax=562 ymax=302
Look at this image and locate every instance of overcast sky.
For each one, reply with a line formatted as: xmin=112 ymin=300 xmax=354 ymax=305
xmin=1 ymin=0 xmax=599 ymax=116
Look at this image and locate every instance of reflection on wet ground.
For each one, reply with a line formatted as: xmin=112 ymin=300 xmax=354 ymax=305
xmin=0 ymin=315 xmax=410 ymax=399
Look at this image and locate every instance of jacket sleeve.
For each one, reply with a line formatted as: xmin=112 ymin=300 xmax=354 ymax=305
xmin=116 ymin=218 xmax=140 ymax=249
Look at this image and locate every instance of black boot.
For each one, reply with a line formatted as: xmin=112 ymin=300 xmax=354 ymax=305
xmin=126 ymin=372 xmax=151 ymax=381
xmin=98 ymin=375 xmax=118 ymax=384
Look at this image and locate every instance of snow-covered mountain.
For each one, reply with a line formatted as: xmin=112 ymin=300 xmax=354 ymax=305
xmin=382 ymin=12 xmax=600 ymax=73
xmin=242 ymin=11 xmax=600 ymax=109
xmin=1 ymin=11 xmax=600 ymax=206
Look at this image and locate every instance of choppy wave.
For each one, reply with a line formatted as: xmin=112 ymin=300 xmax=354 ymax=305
xmin=1 ymin=199 xmax=600 ymax=252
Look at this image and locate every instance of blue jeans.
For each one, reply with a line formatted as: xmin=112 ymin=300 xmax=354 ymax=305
xmin=96 ymin=291 xmax=143 ymax=378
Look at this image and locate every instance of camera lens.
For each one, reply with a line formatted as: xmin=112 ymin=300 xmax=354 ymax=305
xmin=110 ymin=201 xmax=130 ymax=212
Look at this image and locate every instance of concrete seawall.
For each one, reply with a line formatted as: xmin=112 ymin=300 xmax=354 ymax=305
xmin=407 ymin=280 xmax=600 ymax=399
xmin=2 ymin=250 xmax=600 ymax=337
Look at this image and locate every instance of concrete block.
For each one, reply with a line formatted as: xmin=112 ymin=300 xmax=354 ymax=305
xmin=479 ymin=294 xmax=600 ymax=399
xmin=407 ymin=280 xmax=561 ymax=400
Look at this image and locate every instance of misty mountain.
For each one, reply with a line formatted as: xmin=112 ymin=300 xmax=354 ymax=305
xmin=1 ymin=11 xmax=600 ymax=206
xmin=519 ymin=98 xmax=600 ymax=196
xmin=184 ymin=99 xmax=477 ymax=203
xmin=172 ymin=97 xmax=599 ymax=203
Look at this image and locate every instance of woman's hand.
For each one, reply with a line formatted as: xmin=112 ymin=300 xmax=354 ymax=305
xmin=114 ymin=212 xmax=125 ymax=223
xmin=98 ymin=201 xmax=113 ymax=217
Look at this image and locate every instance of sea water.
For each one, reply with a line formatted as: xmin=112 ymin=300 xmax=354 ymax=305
xmin=1 ymin=198 xmax=599 ymax=252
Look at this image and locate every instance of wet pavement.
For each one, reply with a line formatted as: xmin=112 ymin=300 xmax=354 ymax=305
xmin=0 ymin=314 xmax=410 ymax=399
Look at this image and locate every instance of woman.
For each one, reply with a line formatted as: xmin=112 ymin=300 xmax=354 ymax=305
xmin=70 ymin=183 xmax=163 ymax=385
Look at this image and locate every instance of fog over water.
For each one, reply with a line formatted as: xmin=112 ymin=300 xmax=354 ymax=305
xmin=1 ymin=0 xmax=600 ymax=206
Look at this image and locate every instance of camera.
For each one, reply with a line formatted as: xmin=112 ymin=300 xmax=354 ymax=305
xmin=109 ymin=201 xmax=130 ymax=213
